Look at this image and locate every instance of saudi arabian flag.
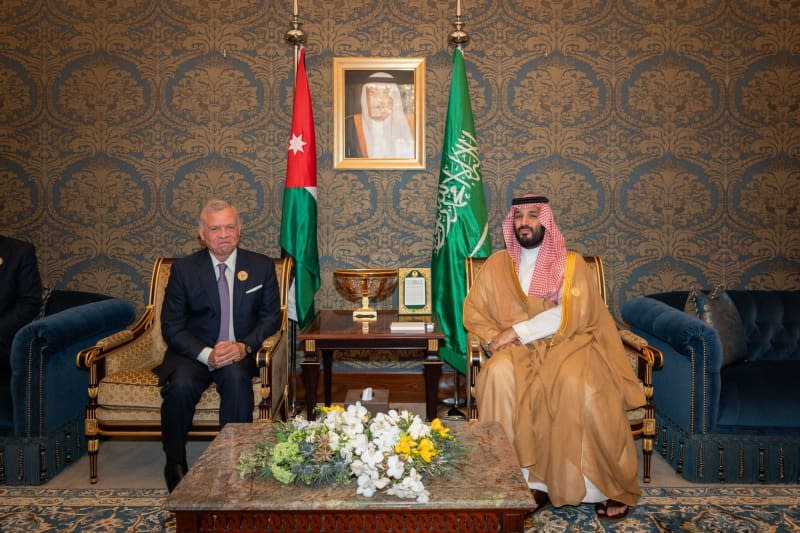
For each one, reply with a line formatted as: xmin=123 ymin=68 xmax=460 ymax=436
xmin=280 ymin=47 xmax=320 ymax=329
xmin=431 ymin=47 xmax=492 ymax=374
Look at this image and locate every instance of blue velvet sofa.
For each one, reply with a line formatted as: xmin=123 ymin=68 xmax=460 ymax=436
xmin=0 ymin=291 xmax=134 ymax=485
xmin=622 ymin=290 xmax=800 ymax=484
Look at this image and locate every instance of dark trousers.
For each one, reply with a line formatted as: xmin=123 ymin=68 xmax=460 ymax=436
xmin=159 ymin=356 xmax=257 ymax=467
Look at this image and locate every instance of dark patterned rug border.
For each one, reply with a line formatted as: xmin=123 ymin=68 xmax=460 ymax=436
xmin=2 ymin=486 xmax=800 ymax=532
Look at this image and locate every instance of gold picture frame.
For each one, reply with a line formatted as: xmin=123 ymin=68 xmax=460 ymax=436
xmin=398 ymin=267 xmax=431 ymax=315
xmin=333 ymin=57 xmax=425 ymax=170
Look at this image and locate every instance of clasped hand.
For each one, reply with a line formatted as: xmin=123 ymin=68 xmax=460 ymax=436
xmin=488 ymin=327 xmax=520 ymax=352
xmin=210 ymin=340 xmax=244 ymax=369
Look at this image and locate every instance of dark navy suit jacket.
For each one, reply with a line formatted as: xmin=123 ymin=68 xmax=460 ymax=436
xmin=155 ymin=247 xmax=280 ymax=380
xmin=0 ymin=236 xmax=43 ymax=364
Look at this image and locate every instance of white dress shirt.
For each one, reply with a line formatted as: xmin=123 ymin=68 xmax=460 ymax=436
xmin=511 ymin=246 xmax=562 ymax=343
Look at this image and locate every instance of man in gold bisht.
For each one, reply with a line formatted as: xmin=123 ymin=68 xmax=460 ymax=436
xmin=463 ymin=195 xmax=645 ymax=519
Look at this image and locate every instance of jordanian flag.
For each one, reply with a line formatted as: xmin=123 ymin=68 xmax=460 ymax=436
xmin=431 ymin=47 xmax=492 ymax=374
xmin=280 ymin=47 xmax=320 ymax=328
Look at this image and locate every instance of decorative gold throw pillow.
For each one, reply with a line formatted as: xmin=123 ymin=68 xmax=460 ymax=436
xmin=684 ymin=285 xmax=748 ymax=367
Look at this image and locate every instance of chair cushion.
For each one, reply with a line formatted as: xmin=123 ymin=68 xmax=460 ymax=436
xmin=625 ymin=406 xmax=645 ymax=423
xmin=718 ymin=360 xmax=800 ymax=432
xmin=684 ymin=285 xmax=747 ymax=367
xmin=96 ymin=368 xmax=263 ymax=423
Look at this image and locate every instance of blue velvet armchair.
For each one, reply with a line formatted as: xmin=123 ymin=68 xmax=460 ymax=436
xmin=622 ymin=290 xmax=800 ymax=484
xmin=0 ymin=291 xmax=134 ymax=485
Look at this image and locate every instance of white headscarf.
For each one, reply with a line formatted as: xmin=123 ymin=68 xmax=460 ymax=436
xmin=360 ymin=72 xmax=414 ymax=158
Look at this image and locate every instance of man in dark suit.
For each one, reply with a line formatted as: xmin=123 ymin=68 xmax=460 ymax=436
xmin=0 ymin=235 xmax=43 ymax=370
xmin=156 ymin=199 xmax=281 ymax=492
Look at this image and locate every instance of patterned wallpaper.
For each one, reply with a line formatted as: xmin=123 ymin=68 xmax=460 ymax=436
xmin=1 ymin=0 xmax=798 ymax=320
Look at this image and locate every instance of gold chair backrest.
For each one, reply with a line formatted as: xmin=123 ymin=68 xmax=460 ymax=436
xmin=273 ymin=256 xmax=292 ymax=328
xmin=105 ymin=256 xmax=290 ymax=376
xmin=465 ymin=254 xmax=606 ymax=303
xmin=465 ymin=257 xmax=487 ymax=292
xmin=581 ymin=255 xmax=606 ymax=304
xmin=150 ymin=257 xmax=174 ymax=357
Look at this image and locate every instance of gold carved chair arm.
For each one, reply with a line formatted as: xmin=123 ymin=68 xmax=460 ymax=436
xmin=256 ymin=316 xmax=289 ymax=420
xmin=255 ymin=329 xmax=283 ymax=368
xmin=619 ymin=327 xmax=664 ymax=371
xmin=617 ymin=327 xmax=664 ymax=410
xmin=76 ymin=305 xmax=155 ymax=371
xmin=75 ymin=329 xmax=134 ymax=370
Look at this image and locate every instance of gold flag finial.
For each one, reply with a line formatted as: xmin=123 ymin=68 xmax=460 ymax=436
xmin=448 ymin=0 xmax=469 ymax=49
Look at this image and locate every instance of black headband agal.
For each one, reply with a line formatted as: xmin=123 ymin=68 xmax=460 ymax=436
xmin=512 ymin=196 xmax=548 ymax=205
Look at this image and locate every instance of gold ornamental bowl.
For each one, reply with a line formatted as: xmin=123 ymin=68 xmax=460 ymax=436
xmin=333 ymin=268 xmax=398 ymax=324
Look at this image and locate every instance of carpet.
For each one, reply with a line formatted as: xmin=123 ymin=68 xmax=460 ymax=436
xmin=1 ymin=486 xmax=799 ymax=532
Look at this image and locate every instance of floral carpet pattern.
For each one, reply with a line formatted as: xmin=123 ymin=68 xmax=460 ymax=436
xmin=1 ymin=486 xmax=799 ymax=532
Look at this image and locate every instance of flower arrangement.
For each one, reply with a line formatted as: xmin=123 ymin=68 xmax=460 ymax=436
xmin=236 ymin=402 xmax=462 ymax=503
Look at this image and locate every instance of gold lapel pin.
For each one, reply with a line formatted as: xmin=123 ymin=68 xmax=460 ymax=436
xmin=237 ymin=270 xmax=248 ymax=281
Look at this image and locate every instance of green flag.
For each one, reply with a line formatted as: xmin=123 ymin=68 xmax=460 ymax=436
xmin=431 ymin=47 xmax=492 ymax=374
xmin=280 ymin=48 xmax=320 ymax=328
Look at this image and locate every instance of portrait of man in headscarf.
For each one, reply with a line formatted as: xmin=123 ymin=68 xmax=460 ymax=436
xmin=344 ymin=71 xmax=415 ymax=159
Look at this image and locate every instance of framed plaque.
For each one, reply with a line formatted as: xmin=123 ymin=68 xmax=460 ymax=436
xmin=398 ymin=267 xmax=431 ymax=315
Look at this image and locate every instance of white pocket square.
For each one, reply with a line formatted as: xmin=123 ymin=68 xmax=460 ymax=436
xmin=245 ymin=284 xmax=263 ymax=294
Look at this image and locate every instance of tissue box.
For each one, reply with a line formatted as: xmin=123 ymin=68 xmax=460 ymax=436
xmin=345 ymin=388 xmax=390 ymax=414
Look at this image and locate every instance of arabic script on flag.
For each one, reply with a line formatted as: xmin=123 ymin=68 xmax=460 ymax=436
xmin=433 ymin=130 xmax=482 ymax=253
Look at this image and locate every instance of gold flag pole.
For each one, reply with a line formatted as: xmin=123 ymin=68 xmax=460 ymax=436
xmin=284 ymin=0 xmax=307 ymax=76
xmin=449 ymin=0 xmax=469 ymax=49
xmin=283 ymin=0 xmax=306 ymax=416
xmin=444 ymin=0 xmax=470 ymax=420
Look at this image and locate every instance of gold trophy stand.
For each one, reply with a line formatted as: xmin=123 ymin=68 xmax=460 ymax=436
xmin=333 ymin=268 xmax=398 ymax=333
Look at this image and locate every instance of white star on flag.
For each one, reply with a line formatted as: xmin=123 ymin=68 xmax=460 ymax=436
xmin=288 ymin=133 xmax=307 ymax=155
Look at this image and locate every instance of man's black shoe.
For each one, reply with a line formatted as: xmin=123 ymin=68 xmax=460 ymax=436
xmin=164 ymin=462 xmax=186 ymax=493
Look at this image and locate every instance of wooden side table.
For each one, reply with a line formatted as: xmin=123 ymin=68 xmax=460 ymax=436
xmin=297 ymin=310 xmax=445 ymax=421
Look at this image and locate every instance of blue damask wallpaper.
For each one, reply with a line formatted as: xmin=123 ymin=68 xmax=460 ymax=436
xmin=1 ymin=0 xmax=798 ymax=318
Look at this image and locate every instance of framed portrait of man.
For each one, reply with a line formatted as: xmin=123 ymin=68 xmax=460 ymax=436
xmin=333 ymin=57 xmax=425 ymax=169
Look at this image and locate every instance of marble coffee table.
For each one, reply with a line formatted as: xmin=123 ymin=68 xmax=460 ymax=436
xmin=165 ymin=420 xmax=534 ymax=533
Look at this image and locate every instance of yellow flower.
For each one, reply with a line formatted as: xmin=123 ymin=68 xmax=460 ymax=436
xmin=430 ymin=418 xmax=450 ymax=438
xmin=320 ymin=404 xmax=345 ymax=415
xmin=395 ymin=434 xmax=413 ymax=457
xmin=417 ymin=438 xmax=437 ymax=463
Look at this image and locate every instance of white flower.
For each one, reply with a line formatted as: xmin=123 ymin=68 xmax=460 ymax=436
xmin=360 ymin=445 xmax=384 ymax=469
xmin=292 ymin=416 xmax=310 ymax=432
xmin=323 ymin=413 xmax=340 ymax=432
xmin=387 ymin=467 xmax=429 ymax=502
xmin=386 ymin=454 xmax=406 ymax=479
xmin=385 ymin=409 xmax=402 ymax=424
xmin=349 ymin=459 xmax=370 ymax=476
xmin=339 ymin=446 xmax=353 ymax=463
xmin=356 ymin=473 xmax=377 ymax=497
xmin=355 ymin=466 xmax=390 ymax=497
xmin=349 ymin=432 xmax=369 ymax=455
xmin=369 ymin=417 xmax=401 ymax=451
xmin=407 ymin=416 xmax=430 ymax=440
xmin=345 ymin=402 xmax=369 ymax=422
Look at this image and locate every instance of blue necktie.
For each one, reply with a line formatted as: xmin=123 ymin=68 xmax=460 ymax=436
xmin=217 ymin=263 xmax=230 ymax=342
